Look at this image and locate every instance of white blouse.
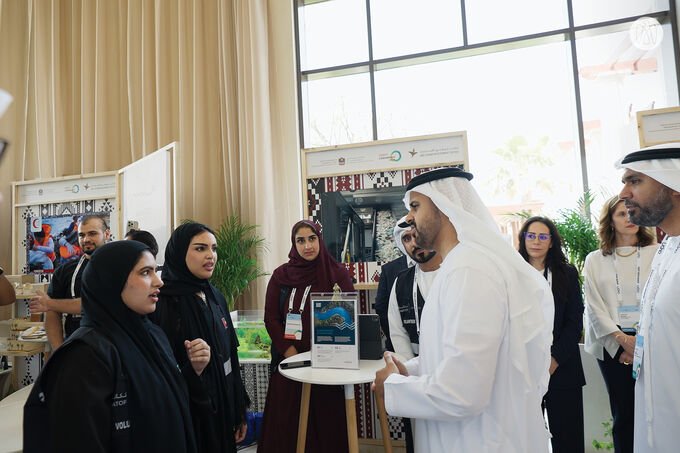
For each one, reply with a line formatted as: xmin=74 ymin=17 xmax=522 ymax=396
xmin=583 ymin=244 xmax=659 ymax=359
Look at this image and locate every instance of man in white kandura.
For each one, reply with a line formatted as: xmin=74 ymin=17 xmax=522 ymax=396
xmin=616 ymin=143 xmax=680 ymax=453
xmin=373 ymin=167 xmax=554 ymax=453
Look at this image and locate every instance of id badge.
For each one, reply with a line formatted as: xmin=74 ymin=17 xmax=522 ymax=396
xmin=284 ymin=313 xmax=303 ymax=340
xmin=223 ymin=357 xmax=232 ymax=376
xmin=618 ymin=305 xmax=640 ymax=333
xmin=632 ymin=335 xmax=644 ymax=380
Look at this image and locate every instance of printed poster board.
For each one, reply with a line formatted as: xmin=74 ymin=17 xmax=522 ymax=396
xmin=311 ymin=292 xmax=359 ymax=370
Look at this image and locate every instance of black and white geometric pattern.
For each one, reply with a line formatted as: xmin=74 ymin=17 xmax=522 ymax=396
xmin=99 ymin=199 xmax=115 ymax=212
xmin=21 ymin=207 xmax=37 ymax=220
xmin=307 ymin=179 xmax=323 ymax=223
xmin=240 ymin=362 xmax=271 ymax=413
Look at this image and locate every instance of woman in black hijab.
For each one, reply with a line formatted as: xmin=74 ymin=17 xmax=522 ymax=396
xmin=150 ymin=222 xmax=249 ymax=453
xmin=24 ymin=240 xmax=198 ymax=453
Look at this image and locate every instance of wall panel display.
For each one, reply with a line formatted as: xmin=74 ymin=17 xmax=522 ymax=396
xmin=12 ymin=173 xmax=120 ymax=276
xmin=17 ymin=201 xmax=118 ymax=275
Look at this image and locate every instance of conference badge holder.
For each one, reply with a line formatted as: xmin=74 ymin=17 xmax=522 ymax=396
xmin=618 ymin=305 xmax=640 ymax=334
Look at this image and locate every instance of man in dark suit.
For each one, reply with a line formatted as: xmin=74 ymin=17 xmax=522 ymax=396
xmin=374 ymin=217 xmax=413 ymax=351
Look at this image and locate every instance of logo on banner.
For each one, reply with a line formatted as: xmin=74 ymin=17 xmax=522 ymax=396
xmin=71 ymin=185 xmax=80 ymax=193
xmin=409 ymin=148 xmax=418 ymax=157
xmin=390 ymin=150 xmax=402 ymax=162
xmin=38 ymin=189 xmax=44 ymax=196
xmin=338 ymin=157 xmax=346 ymax=166
xmin=30 ymin=217 xmax=42 ymax=233
xmin=630 ymin=17 xmax=663 ymax=51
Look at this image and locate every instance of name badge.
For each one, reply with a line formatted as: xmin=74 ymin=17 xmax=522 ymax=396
xmin=284 ymin=313 xmax=303 ymax=340
xmin=223 ymin=357 xmax=232 ymax=376
xmin=632 ymin=335 xmax=644 ymax=380
xmin=618 ymin=306 xmax=640 ymax=333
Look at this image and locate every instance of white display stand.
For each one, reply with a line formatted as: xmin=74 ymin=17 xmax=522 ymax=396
xmin=279 ymin=351 xmax=392 ymax=453
xmin=11 ymin=142 xmax=179 ymax=274
xmin=119 ymin=142 xmax=179 ymax=263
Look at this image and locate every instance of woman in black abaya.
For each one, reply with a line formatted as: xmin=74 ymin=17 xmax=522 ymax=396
xmin=24 ymin=240 xmax=198 ymax=453
xmin=151 ymin=222 xmax=249 ymax=453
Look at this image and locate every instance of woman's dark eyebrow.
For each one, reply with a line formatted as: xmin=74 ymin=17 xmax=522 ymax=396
xmin=191 ymin=242 xmax=210 ymax=247
xmin=139 ymin=266 xmax=155 ymax=272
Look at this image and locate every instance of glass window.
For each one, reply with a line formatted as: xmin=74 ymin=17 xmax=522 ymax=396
xmin=302 ymin=72 xmax=374 ymax=148
xmin=369 ymin=0 xmax=463 ymax=59
xmin=297 ymin=0 xmax=369 ymax=71
xmin=578 ymin=23 xmax=679 ymax=203
xmin=465 ymin=0 xmax=568 ymax=44
xmin=374 ymin=41 xmax=583 ymax=215
xmin=572 ymin=0 xmax=669 ymax=27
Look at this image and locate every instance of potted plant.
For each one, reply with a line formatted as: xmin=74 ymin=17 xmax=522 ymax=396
xmin=210 ymin=212 xmax=268 ymax=311
xmin=553 ymin=190 xmax=600 ymax=278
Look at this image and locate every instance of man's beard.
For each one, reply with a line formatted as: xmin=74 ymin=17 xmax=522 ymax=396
xmin=410 ymin=248 xmax=435 ymax=264
xmin=626 ymin=188 xmax=673 ymax=227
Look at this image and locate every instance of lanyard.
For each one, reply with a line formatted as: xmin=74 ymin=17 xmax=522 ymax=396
xmin=71 ymin=255 xmax=87 ymax=298
xmin=288 ymin=285 xmax=312 ymax=314
xmin=543 ymin=268 xmax=552 ymax=289
xmin=639 ymin=238 xmax=680 ymax=336
xmin=613 ymin=246 xmax=641 ymax=303
xmin=412 ymin=266 xmax=421 ymax=335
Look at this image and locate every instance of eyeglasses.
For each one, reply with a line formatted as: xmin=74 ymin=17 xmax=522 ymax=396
xmin=524 ymin=232 xmax=551 ymax=242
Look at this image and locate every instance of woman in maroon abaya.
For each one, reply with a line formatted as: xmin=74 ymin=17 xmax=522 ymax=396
xmin=257 ymin=220 xmax=354 ymax=453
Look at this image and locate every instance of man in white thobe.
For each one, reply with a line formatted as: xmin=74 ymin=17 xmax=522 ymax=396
xmin=387 ymin=217 xmax=442 ymax=453
xmin=616 ymin=143 xmax=680 ymax=453
xmin=373 ymin=167 xmax=554 ymax=453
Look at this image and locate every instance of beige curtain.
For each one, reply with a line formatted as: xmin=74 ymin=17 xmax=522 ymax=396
xmin=0 ymin=0 xmax=301 ymax=309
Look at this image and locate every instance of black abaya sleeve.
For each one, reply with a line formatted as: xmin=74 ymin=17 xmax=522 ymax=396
xmin=43 ymin=342 xmax=114 ymax=452
xmin=149 ymin=296 xmax=212 ymax=410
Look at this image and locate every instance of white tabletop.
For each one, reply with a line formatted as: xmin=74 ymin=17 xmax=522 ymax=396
xmin=0 ymin=384 xmax=32 ymax=453
xmin=279 ymin=351 xmax=385 ymax=386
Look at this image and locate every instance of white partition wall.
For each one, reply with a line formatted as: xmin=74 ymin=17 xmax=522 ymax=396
xmin=119 ymin=142 xmax=179 ymax=263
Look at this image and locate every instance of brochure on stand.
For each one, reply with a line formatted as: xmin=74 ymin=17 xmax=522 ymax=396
xmin=311 ymin=291 xmax=359 ymax=369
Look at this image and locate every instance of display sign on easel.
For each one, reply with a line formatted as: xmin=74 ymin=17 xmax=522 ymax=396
xmin=311 ymin=290 xmax=359 ymax=370
xmin=637 ymin=107 xmax=680 ymax=147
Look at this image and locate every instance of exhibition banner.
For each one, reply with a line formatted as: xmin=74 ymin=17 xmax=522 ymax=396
xmin=16 ymin=175 xmax=117 ymax=205
xmin=638 ymin=106 xmax=680 ymax=147
xmin=305 ymin=132 xmax=466 ymax=178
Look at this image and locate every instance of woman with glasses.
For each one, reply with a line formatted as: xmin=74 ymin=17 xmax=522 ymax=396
xmin=583 ymin=196 xmax=657 ymax=453
xmin=518 ymin=216 xmax=585 ymax=453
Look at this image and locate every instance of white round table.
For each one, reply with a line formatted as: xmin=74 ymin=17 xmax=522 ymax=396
xmin=279 ymin=351 xmax=393 ymax=453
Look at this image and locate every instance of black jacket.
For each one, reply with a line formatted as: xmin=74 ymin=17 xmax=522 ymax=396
xmin=549 ymin=265 xmax=586 ymax=390
xmin=374 ymin=255 xmax=409 ymax=352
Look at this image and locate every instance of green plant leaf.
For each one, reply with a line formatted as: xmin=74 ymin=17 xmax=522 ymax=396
xmin=210 ymin=211 xmax=269 ymax=311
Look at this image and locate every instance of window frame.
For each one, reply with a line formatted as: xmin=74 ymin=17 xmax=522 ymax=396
xmin=293 ymin=0 xmax=680 ymax=195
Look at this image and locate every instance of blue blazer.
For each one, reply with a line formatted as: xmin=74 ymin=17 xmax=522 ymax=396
xmin=374 ymin=255 xmax=409 ymax=352
xmin=549 ymin=265 xmax=586 ymax=390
